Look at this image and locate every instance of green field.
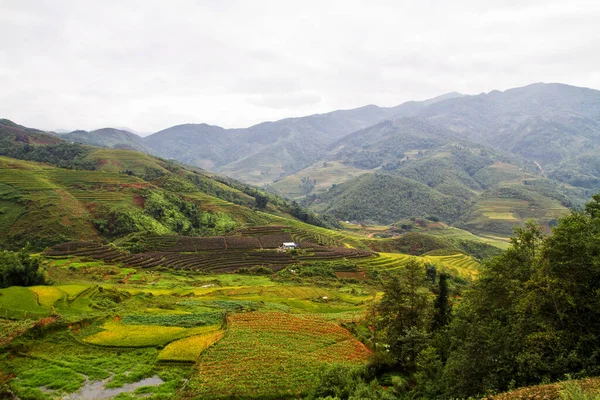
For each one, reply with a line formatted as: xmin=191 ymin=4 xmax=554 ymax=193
xmin=270 ymin=160 xmax=375 ymax=199
xmin=0 ymin=258 xmax=381 ymax=399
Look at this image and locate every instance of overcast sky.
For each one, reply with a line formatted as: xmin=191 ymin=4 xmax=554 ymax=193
xmin=1 ymin=0 xmax=599 ymax=134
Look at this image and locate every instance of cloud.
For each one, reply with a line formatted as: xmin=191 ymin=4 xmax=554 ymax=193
xmin=0 ymin=0 xmax=599 ymax=132
xmin=247 ymin=92 xmax=322 ymax=109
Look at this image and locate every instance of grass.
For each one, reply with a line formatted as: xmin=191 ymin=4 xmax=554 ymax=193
xmin=55 ymin=284 xmax=94 ymax=300
xmin=491 ymin=377 xmax=600 ymax=400
xmin=1 ymin=330 xmax=191 ymax=400
xmin=157 ymin=330 xmax=225 ymax=362
xmin=0 ymin=287 xmax=50 ymax=318
xmin=185 ymin=312 xmax=371 ymax=399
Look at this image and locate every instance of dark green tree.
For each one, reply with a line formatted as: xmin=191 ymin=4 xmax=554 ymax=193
xmin=254 ymin=193 xmax=268 ymax=209
xmin=373 ymin=260 xmax=433 ymax=371
xmin=0 ymin=250 xmax=45 ymax=288
xmin=432 ymin=272 xmax=450 ymax=331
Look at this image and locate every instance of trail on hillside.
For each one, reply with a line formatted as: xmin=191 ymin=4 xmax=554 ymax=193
xmin=534 ymin=161 xmax=545 ymax=174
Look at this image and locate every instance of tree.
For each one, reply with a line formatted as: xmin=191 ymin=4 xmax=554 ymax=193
xmin=373 ymin=260 xmax=433 ymax=371
xmin=432 ymin=272 xmax=450 ymax=331
xmin=254 ymin=193 xmax=268 ymax=209
xmin=0 ymin=250 xmax=45 ymax=288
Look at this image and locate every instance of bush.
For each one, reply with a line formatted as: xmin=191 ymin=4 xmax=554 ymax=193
xmin=0 ymin=250 xmax=45 ymax=288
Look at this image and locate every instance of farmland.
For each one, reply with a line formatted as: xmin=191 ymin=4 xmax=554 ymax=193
xmin=0 ymin=252 xmax=384 ymax=399
xmin=185 ymin=312 xmax=371 ymax=399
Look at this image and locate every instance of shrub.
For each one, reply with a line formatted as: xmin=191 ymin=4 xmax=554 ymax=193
xmin=0 ymin=250 xmax=45 ymax=288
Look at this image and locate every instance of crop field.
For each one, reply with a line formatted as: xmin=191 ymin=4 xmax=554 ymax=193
xmin=0 ymin=255 xmax=381 ymax=399
xmin=45 ymin=237 xmax=373 ymax=274
xmin=83 ymin=321 xmax=222 ymax=347
xmin=358 ymin=251 xmax=480 ymax=279
xmin=185 ymin=312 xmax=371 ymax=398
xmin=461 ymin=185 xmax=569 ymax=236
xmin=157 ymin=330 xmax=225 ymax=362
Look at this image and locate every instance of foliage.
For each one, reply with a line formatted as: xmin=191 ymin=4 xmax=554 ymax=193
xmin=371 ymin=259 xmax=433 ymax=371
xmin=0 ymin=138 xmax=97 ymax=170
xmin=0 ymin=250 xmax=45 ymax=288
xmin=317 ymin=173 xmax=467 ymax=225
xmin=254 ymin=192 xmax=269 ymax=209
xmin=306 ymin=364 xmax=398 ymax=400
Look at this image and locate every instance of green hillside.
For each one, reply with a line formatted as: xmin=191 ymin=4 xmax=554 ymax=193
xmin=0 ymin=141 xmax=338 ymax=250
xmin=311 ymin=173 xmax=468 ymax=224
xmin=296 ymin=143 xmax=589 ymax=236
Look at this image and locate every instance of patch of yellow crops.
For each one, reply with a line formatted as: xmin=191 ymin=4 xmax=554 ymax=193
xmin=55 ymin=284 xmax=93 ymax=300
xmin=83 ymin=322 xmax=221 ymax=347
xmin=158 ymin=330 xmax=225 ymax=362
xmin=29 ymin=286 xmax=66 ymax=308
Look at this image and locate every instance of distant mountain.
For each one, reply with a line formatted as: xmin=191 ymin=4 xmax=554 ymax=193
xmin=0 ymin=119 xmax=63 ymax=145
xmin=142 ymin=93 xmax=464 ymax=184
xmin=414 ymin=83 xmax=600 ymax=170
xmin=306 ymin=143 xmax=589 ymax=235
xmin=59 ymin=128 xmax=149 ymax=152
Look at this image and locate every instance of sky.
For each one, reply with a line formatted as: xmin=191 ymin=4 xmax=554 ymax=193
xmin=1 ymin=0 xmax=600 ymax=135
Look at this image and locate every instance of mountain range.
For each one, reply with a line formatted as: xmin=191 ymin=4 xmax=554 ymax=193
xmin=12 ymin=82 xmax=600 ymax=238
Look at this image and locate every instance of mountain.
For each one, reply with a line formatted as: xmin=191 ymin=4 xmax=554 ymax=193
xmin=0 ymin=118 xmax=62 ymax=145
xmin=265 ymin=83 xmax=600 ymax=236
xmin=0 ymin=119 xmax=344 ymax=249
xmin=142 ymin=93 xmax=464 ymax=184
xmin=59 ymin=128 xmax=149 ymax=152
xmin=306 ymin=143 xmax=588 ymax=236
xmin=412 ymin=83 xmax=600 ymax=179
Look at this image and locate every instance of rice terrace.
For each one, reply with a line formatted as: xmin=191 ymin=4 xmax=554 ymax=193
xmin=4 ymin=5 xmax=600 ymax=398
xmin=0 ymin=200 xmax=487 ymax=399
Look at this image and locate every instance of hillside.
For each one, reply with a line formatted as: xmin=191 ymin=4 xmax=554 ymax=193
xmin=141 ymin=93 xmax=463 ymax=184
xmin=0 ymin=120 xmax=340 ymax=250
xmin=59 ymin=128 xmax=149 ymax=152
xmin=300 ymin=143 xmax=589 ymax=235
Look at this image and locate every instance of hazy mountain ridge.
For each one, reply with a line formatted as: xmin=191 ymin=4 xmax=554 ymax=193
xmin=59 ymin=127 xmax=149 ymax=152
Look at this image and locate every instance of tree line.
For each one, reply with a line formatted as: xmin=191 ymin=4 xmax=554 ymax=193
xmin=310 ymin=193 xmax=600 ymax=399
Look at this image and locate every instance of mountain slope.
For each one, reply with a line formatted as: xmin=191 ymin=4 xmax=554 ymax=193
xmin=413 ymin=83 xmax=600 ymax=187
xmin=0 ymin=120 xmax=343 ymax=249
xmin=142 ymin=93 xmax=464 ymax=184
xmin=302 ymin=143 xmax=588 ymax=235
xmin=60 ymin=128 xmax=148 ymax=152
xmin=311 ymin=173 xmax=468 ymax=224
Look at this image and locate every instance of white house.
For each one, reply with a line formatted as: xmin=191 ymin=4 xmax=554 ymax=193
xmin=282 ymin=242 xmax=298 ymax=250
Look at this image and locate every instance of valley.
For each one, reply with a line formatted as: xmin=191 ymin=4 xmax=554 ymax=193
xmin=2 ymin=83 xmax=600 ymax=400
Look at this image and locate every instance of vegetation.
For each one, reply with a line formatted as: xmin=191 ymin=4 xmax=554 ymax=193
xmin=0 ymin=250 xmax=45 ymax=288
xmin=185 ymin=312 xmax=371 ymax=399
xmin=309 ymin=194 xmax=600 ymax=399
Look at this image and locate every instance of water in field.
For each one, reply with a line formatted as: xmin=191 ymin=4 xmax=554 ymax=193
xmin=62 ymin=374 xmax=164 ymax=399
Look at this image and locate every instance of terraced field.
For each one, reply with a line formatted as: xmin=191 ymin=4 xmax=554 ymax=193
xmin=185 ymin=312 xmax=371 ymax=399
xmin=45 ymin=236 xmax=373 ymax=274
xmin=358 ymin=251 xmax=480 ymax=279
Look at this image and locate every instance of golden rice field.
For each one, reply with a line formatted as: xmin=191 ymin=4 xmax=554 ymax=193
xmin=83 ymin=321 xmax=222 ymax=347
xmin=358 ymin=252 xmax=480 ymax=279
xmin=157 ymin=330 xmax=225 ymax=362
